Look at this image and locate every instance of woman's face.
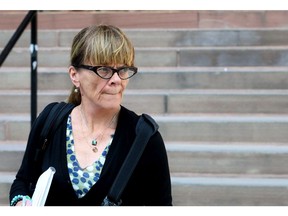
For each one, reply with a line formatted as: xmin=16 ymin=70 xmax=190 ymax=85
xmin=69 ymin=64 xmax=129 ymax=110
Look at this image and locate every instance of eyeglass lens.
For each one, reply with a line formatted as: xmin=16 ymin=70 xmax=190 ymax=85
xmin=97 ymin=67 xmax=135 ymax=79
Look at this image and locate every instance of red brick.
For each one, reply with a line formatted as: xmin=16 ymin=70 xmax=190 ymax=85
xmin=265 ymin=11 xmax=288 ymax=28
xmin=198 ymin=10 xmax=265 ymax=28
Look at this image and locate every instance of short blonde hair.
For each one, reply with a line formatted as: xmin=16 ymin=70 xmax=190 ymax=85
xmin=67 ymin=25 xmax=135 ymax=105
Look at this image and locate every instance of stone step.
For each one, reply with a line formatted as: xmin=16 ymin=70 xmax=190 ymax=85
xmin=2 ymin=172 xmax=288 ymax=206
xmin=2 ymin=140 xmax=288 ymax=175
xmin=156 ymin=114 xmax=288 ymax=143
xmin=3 ymin=29 xmax=288 ymax=48
xmin=1 ymin=113 xmax=288 ymax=142
xmin=0 ymin=141 xmax=25 ymax=172
xmin=171 ymin=175 xmax=288 ymax=205
xmin=167 ymin=142 xmax=288 ymax=175
xmin=0 ymin=171 xmax=15 ymax=206
xmin=2 ymin=89 xmax=288 ymax=115
xmin=2 ymin=46 xmax=288 ymax=67
xmin=2 ymin=67 xmax=288 ymax=90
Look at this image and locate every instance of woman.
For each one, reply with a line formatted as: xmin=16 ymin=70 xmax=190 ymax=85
xmin=9 ymin=24 xmax=172 ymax=206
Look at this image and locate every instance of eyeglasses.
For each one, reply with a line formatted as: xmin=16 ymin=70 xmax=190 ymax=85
xmin=74 ymin=64 xmax=138 ymax=80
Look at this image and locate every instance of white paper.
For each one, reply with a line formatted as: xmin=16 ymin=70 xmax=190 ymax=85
xmin=32 ymin=166 xmax=56 ymax=206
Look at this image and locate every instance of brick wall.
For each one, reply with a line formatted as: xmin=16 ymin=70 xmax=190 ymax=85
xmin=1 ymin=10 xmax=288 ymax=30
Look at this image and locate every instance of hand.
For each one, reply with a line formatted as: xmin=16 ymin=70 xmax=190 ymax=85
xmin=15 ymin=199 xmax=32 ymax=206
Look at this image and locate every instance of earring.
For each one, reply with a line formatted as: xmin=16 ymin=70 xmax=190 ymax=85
xmin=74 ymin=87 xmax=78 ymax=93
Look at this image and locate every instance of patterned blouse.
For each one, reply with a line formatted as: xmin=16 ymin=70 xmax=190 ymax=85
xmin=66 ymin=114 xmax=113 ymax=198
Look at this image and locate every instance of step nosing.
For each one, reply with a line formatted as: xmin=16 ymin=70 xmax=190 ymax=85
xmin=171 ymin=177 xmax=288 ymax=187
xmin=154 ymin=115 xmax=288 ymax=122
xmin=166 ymin=144 xmax=288 ymax=154
xmin=0 ymin=144 xmax=26 ymax=151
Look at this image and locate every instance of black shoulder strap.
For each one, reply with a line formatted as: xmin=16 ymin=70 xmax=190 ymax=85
xmin=34 ymin=102 xmax=75 ymax=162
xmin=39 ymin=102 xmax=75 ymax=150
xmin=102 ymin=113 xmax=159 ymax=206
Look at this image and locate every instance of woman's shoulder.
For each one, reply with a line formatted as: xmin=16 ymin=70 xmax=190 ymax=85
xmin=34 ymin=102 xmax=59 ymax=123
xmin=34 ymin=102 xmax=74 ymax=126
xmin=41 ymin=102 xmax=75 ymax=116
xmin=119 ymin=106 xmax=159 ymax=135
xmin=119 ymin=105 xmax=140 ymax=120
xmin=42 ymin=102 xmax=60 ymax=112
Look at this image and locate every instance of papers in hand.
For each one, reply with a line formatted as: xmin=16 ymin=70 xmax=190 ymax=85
xmin=32 ymin=166 xmax=56 ymax=206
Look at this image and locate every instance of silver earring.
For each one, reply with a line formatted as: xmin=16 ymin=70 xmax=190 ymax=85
xmin=74 ymin=88 xmax=78 ymax=93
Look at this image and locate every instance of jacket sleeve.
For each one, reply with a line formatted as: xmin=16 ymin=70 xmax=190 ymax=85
xmin=9 ymin=102 xmax=58 ymax=203
xmin=143 ymin=131 xmax=173 ymax=206
xmin=121 ymin=130 xmax=173 ymax=206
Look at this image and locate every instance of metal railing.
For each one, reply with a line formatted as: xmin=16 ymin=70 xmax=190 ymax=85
xmin=0 ymin=10 xmax=38 ymax=126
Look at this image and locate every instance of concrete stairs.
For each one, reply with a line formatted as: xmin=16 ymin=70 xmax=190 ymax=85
xmin=1 ymin=11 xmax=288 ymax=206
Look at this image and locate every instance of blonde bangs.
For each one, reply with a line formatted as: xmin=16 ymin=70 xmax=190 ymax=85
xmin=85 ymin=27 xmax=134 ymax=66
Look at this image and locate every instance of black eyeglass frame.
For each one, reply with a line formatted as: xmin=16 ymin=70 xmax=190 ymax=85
xmin=73 ymin=64 xmax=138 ymax=80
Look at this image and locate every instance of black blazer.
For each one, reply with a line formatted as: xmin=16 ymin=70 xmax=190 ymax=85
xmin=9 ymin=103 xmax=172 ymax=206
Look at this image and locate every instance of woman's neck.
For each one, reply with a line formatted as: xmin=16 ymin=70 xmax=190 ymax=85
xmin=78 ymin=103 xmax=120 ymax=132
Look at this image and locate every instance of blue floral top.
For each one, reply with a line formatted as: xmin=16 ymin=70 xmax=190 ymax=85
xmin=66 ymin=114 xmax=113 ymax=198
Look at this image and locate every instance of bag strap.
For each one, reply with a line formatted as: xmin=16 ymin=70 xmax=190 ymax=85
xmin=40 ymin=102 xmax=75 ymax=149
xmin=34 ymin=102 xmax=75 ymax=163
xmin=102 ymin=113 xmax=159 ymax=206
